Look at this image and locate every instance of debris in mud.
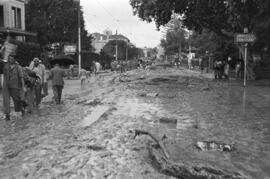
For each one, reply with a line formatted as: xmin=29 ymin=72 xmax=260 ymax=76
xmin=139 ymin=92 xmax=159 ymax=97
xmin=86 ymin=145 xmax=105 ymax=151
xmin=194 ymin=141 xmax=234 ymax=152
xmin=81 ymin=106 xmax=111 ymax=128
xmin=146 ymin=76 xmax=178 ymax=85
xmin=133 ymin=129 xmax=247 ymax=179
xmin=77 ymin=98 xmax=101 ymax=106
xmin=146 ymin=93 xmax=159 ymax=97
xmin=133 ymin=129 xmax=170 ymax=159
xmin=201 ymin=84 xmax=211 ymax=91
xmin=98 ymin=151 xmax=113 ymax=158
xmin=159 ymin=118 xmax=177 ymax=129
xmin=159 ymin=118 xmax=177 ymax=125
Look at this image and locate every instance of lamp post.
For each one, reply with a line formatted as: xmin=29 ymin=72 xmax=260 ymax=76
xmin=74 ymin=0 xmax=81 ymax=75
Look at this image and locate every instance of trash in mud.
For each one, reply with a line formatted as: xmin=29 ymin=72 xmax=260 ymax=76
xmin=194 ymin=141 xmax=234 ymax=152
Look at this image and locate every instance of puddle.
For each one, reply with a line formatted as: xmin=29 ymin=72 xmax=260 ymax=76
xmin=81 ymin=105 xmax=110 ymax=127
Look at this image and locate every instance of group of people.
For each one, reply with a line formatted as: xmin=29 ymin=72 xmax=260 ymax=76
xmin=213 ymin=57 xmax=243 ymax=80
xmin=1 ymin=53 xmax=65 ymax=121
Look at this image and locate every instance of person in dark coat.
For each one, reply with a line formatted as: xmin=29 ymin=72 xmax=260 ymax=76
xmin=49 ymin=64 xmax=65 ymax=104
xmin=2 ymin=53 xmax=26 ymax=120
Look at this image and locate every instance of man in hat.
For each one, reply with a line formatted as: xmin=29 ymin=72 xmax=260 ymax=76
xmin=49 ymin=63 xmax=65 ymax=104
xmin=2 ymin=53 xmax=26 ymax=120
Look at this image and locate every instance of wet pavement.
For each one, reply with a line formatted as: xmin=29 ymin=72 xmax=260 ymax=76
xmin=0 ymin=67 xmax=270 ymax=178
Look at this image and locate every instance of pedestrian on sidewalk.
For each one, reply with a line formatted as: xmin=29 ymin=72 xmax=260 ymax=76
xmin=2 ymin=53 xmax=26 ymax=120
xmin=49 ymin=63 xmax=65 ymax=104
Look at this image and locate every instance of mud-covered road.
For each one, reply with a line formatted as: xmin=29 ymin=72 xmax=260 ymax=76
xmin=0 ymin=67 xmax=270 ymax=179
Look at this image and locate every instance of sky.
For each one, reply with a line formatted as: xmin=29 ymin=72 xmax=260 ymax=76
xmin=80 ymin=0 xmax=163 ymax=48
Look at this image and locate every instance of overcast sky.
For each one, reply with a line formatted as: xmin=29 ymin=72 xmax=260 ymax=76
xmin=80 ymin=0 xmax=163 ymax=48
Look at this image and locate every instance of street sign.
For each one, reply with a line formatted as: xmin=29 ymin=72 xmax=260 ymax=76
xmin=235 ymin=34 xmax=256 ymax=43
xmin=64 ymin=44 xmax=77 ymax=55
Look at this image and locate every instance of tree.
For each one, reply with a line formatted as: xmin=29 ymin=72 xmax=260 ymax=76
xmin=26 ymin=0 xmax=92 ymax=51
xmin=188 ymin=29 xmax=223 ymax=56
xmin=102 ymin=40 xmax=142 ymax=61
xmin=160 ymin=16 xmax=187 ymax=60
xmin=130 ymin=0 xmax=270 ymax=78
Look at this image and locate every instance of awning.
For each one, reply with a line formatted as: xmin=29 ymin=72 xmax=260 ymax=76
xmin=0 ymin=28 xmax=37 ymax=37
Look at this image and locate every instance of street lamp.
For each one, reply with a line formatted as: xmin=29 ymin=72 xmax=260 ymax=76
xmin=74 ymin=0 xmax=81 ymax=75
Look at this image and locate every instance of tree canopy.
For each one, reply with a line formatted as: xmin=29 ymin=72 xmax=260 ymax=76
xmin=26 ymin=0 xmax=92 ymax=51
xmin=102 ymin=40 xmax=143 ymax=61
xmin=160 ymin=16 xmax=187 ymax=56
xmin=130 ymin=0 xmax=270 ymax=54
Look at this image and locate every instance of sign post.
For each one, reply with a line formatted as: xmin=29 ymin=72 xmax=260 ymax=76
xmin=244 ymin=43 xmax=248 ymax=87
xmin=235 ymin=33 xmax=256 ymax=87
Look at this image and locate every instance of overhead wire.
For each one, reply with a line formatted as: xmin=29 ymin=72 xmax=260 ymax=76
xmin=94 ymin=0 xmax=133 ymax=39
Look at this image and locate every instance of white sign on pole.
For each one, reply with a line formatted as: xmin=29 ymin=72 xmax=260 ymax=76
xmin=64 ymin=45 xmax=77 ymax=55
xmin=235 ymin=34 xmax=256 ymax=43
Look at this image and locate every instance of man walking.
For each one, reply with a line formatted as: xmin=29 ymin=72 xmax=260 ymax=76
xmin=2 ymin=53 xmax=26 ymax=120
xmin=49 ymin=64 xmax=65 ymax=104
xmin=29 ymin=58 xmax=44 ymax=108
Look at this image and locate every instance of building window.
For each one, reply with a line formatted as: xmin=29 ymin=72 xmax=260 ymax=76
xmin=0 ymin=6 xmax=4 ymax=27
xmin=11 ymin=7 xmax=22 ymax=29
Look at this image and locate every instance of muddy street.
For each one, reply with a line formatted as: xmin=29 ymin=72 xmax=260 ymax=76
xmin=0 ymin=67 xmax=270 ymax=179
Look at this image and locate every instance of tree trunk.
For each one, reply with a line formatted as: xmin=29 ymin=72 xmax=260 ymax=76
xmin=178 ymin=41 xmax=182 ymax=62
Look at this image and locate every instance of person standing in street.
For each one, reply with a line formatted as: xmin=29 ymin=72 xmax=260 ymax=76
xmin=2 ymin=53 xmax=26 ymax=120
xmin=39 ymin=60 xmax=48 ymax=98
xmin=224 ymin=61 xmax=230 ymax=79
xmin=29 ymin=58 xmax=44 ymax=108
xmin=49 ymin=64 xmax=65 ymax=104
xmin=69 ymin=64 xmax=74 ymax=79
xmin=79 ymin=69 xmax=87 ymax=88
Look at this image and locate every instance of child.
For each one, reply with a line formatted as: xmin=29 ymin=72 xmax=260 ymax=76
xmin=79 ymin=69 xmax=87 ymax=88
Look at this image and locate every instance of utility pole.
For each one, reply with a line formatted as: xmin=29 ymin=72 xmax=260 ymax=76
xmin=115 ymin=30 xmax=118 ymax=61
xmin=243 ymin=27 xmax=248 ymax=87
xmin=76 ymin=0 xmax=81 ymax=75
xmin=126 ymin=45 xmax=128 ymax=61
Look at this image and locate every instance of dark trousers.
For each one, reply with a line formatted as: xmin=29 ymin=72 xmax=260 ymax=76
xmin=52 ymin=85 xmax=63 ymax=104
xmin=42 ymin=82 xmax=48 ymax=96
xmin=3 ymin=88 xmax=22 ymax=114
xmin=35 ymin=83 xmax=42 ymax=106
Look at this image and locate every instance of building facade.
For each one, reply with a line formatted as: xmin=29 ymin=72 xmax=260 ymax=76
xmin=0 ymin=0 xmax=26 ymax=31
xmin=91 ymin=32 xmax=130 ymax=54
